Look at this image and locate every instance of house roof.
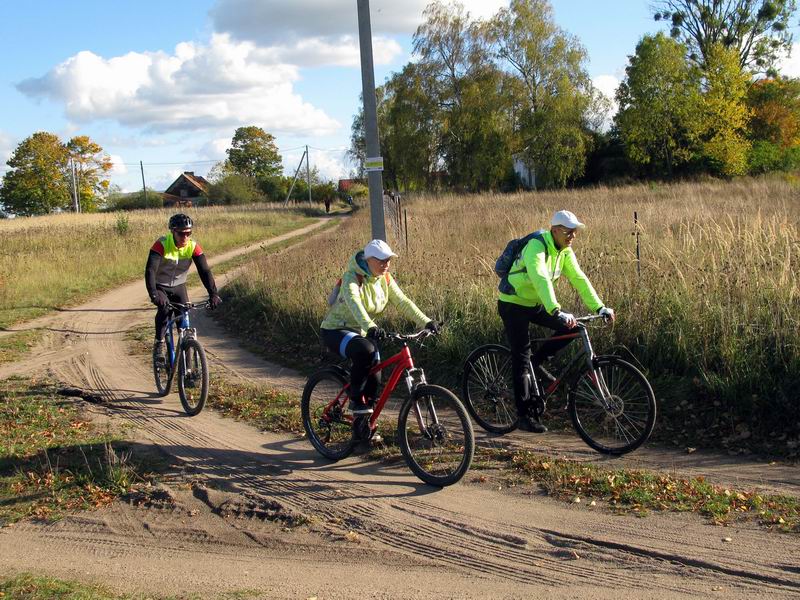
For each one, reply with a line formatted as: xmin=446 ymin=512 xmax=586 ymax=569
xmin=164 ymin=172 xmax=209 ymax=196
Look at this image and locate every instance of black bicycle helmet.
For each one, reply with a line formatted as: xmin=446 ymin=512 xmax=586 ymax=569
xmin=168 ymin=213 xmax=193 ymax=230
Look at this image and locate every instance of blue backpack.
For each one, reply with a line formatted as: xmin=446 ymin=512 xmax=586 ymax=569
xmin=494 ymin=229 xmax=546 ymax=295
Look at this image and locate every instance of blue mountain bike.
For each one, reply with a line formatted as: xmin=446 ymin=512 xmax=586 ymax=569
xmin=153 ymin=301 xmax=210 ymax=416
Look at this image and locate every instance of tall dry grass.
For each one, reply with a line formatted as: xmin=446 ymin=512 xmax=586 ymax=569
xmin=219 ymin=178 xmax=800 ymax=451
xmin=0 ymin=205 xmax=316 ymax=327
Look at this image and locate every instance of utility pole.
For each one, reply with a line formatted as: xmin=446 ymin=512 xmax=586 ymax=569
xmin=356 ymin=0 xmax=386 ymax=241
xmin=140 ymin=161 xmax=148 ymax=205
xmin=70 ymin=159 xmax=80 ymax=213
xmin=306 ymin=144 xmax=312 ymax=203
xmin=283 ymin=147 xmax=308 ymax=206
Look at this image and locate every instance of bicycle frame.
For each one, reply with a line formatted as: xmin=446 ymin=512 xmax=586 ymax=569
xmin=323 ymin=340 xmax=427 ymax=430
xmin=528 ymin=320 xmax=608 ymax=403
xmin=163 ymin=306 xmax=196 ymax=372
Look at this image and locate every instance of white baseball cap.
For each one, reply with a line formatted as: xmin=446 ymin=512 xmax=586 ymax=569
xmin=363 ymin=239 xmax=398 ymax=260
xmin=551 ymin=210 xmax=585 ymax=230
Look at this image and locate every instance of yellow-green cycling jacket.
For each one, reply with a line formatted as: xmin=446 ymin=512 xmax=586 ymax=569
xmin=321 ymin=251 xmax=430 ymax=335
xmin=498 ymin=229 xmax=604 ymax=315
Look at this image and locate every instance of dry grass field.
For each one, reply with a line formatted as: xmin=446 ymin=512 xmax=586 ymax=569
xmin=0 ymin=205 xmax=319 ymax=328
xmin=217 ymin=178 xmax=800 ymax=453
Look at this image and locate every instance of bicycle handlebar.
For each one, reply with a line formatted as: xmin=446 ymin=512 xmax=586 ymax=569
xmin=384 ymin=328 xmax=437 ymax=343
xmin=168 ymin=300 xmax=211 ymax=311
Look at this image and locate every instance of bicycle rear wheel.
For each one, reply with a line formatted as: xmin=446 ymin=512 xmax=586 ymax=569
xmin=462 ymin=344 xmax=518 ymax=434
xmin=568 ymin=356 xmax=656 ymax=455
xmin=301 ymin=369 xmax=356 ymax=460
xmin=398 ymin=384 xmax=474 ymax=487
xmin=177 ymin=339 xmax=209 ymax=416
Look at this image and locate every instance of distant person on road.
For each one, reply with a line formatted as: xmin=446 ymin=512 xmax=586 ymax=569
xmin=324 ymin=196 xmax=331 ymax=213
xmin=145 ymin=213 xmax=222 ymax=365
xmin=320 ymin=239 xmax=439 ymax=419
xmin=497 ymin=210 xmax=615 ymax=433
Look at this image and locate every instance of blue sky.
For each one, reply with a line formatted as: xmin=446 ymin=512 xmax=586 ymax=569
xmin=0 ymin=1 xmax=792 ymax=192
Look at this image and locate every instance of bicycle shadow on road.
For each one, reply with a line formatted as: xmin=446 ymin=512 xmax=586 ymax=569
xmin=255 ymin=437 xmax=443 ymax=498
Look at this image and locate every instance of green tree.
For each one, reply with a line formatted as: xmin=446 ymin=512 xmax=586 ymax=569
xmin=615 ymin=33 xmax=700 ymax=177
xmin=205 ymin=173 xmax=264 ymax=205
xmin=652 ymin=0 xmax=797 ymax=73
xmin=226 ymin=126 xmax=283 ymax=180
xmin=488 ymin=0 xmax=595 ymax=188
xmin=66 ymin=135 xmax=113 ymax=212
xmin=0 ymin=132 xmax=70 ymax=216
xmin=692 ymin=44 xmax=752 ymax=176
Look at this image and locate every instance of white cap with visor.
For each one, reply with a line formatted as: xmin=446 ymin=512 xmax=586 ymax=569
xmin=551 ymin=210 xmax=585 ymax=230
xmin=363 ymin=239 xmax=398 ymax=260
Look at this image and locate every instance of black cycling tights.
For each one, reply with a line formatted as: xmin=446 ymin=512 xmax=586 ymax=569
xmin=321 ymin=329 xmax=382 ymax=402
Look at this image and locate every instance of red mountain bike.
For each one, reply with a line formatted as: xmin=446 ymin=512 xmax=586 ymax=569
xmin=301 ymin=329 xmax=474 ymax=487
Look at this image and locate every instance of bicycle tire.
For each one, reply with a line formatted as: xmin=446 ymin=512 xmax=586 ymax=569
xmin=301 ymin=369 xmax=356 ymax=460
xmin=177 ymin=339 xmax=209 ymax=416
xmin=568 ymin=355 xmax=656 ymax=455
xmin=397 ymin=384 xmax=474 ymax=487
xmin=153 ymin=348 xmax=171 ymax=397
xmin=462 ymin=344 xmax=518 ymax=434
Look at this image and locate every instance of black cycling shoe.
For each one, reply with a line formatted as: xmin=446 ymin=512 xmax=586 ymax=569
xmin=518 ymin=414 xmax=548 ymax=434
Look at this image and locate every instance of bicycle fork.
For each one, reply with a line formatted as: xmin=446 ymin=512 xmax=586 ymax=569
xmin=406 ymin=368 xmax=438 ymax=437
xmin=579 ymin=327 xmax=613 ymax=408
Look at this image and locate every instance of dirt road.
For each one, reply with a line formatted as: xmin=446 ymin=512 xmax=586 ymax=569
xmin=1 ymin=220 xmax=798 ymax=599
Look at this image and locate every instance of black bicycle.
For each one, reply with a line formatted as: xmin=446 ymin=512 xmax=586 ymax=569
xmin=462 ymin=314 xmax=656 ymax=455
xmin=153 ymin=300 xmax=210 ymax=416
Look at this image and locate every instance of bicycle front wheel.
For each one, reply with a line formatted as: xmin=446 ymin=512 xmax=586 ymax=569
xmin=398 ymin=385 xmax=474 ymax=487
xmin=177 ymin=339 xmax=209 ymax=416
xmin=153 ymin=348 xmax=171 ymax=397
xmin=301 ymin=369 xmax=356 ymax=461
xmin=568 ymin=356 xmax=656 ymax=455
xmin=462 ymin=344 xmax=518 ymax=434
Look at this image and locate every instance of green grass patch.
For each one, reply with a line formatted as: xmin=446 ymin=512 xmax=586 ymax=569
xmin=207 ymin=377 xmax=304 ymax=435
xmin=0 ymin=573 xmax=262 ymax=599
xmin=0 ymin=207 xmax=315 ymax=329
xmin=0 ymin=330 xmax=41 ymax=364
xmin=0 ymin=573 xmax=123 ymax=600
xmin=0 ymin=378 xmax=167 ymax=524
xmin=494 ymin=447 xmax=800 ymax=532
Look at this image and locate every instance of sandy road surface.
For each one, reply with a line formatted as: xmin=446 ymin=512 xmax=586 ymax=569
xmin=1 ymin=219 xmax=799 ymax=599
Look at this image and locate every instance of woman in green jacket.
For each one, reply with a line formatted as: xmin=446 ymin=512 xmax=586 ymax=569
xmin=321 ymin=239 xmax=438 ymax=415
xmin=498 ymin=210 xmax=615 ymax=433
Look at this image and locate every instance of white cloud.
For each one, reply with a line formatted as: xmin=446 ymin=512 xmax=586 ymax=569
xmin=109 ymin=154 xmax=127 ymax=175
xmin=210 ymin=0 xmax=508 ymax=46
xmin=0 ymin=131 xmax=14 ymax=165
xmin=778 ymin=43 xmax=800 ymax=78
xmin=253 ymin=35 xmax=402 ymax=68
xmin=593 ymin=74 xmax=620 ymax=101
xmin=17 ymin=34 xmax=340 ymax=136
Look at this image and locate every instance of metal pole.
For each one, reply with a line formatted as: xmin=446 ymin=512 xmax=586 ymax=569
xmin=140 ymin=161 xmax=148 ymax=206
xmin=404 ymin=208 xmax=409 ymax=254
xmin=306 ymin=144 xmax=312 ymax=204
xmin=357 ymin=0 xmax=386 ymax=241
xmin=634 ymin=211 xmax=641 ymax=278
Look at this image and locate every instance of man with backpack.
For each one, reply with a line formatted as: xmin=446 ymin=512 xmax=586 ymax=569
xmin=496 ymin=210 xmax=615 ymax=433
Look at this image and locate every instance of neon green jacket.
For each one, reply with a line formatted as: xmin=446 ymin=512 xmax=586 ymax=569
xmin=321 ymin=251 xmax=430 ymax=334
xmin=498 ymin=230 xmax=604 ymax=314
